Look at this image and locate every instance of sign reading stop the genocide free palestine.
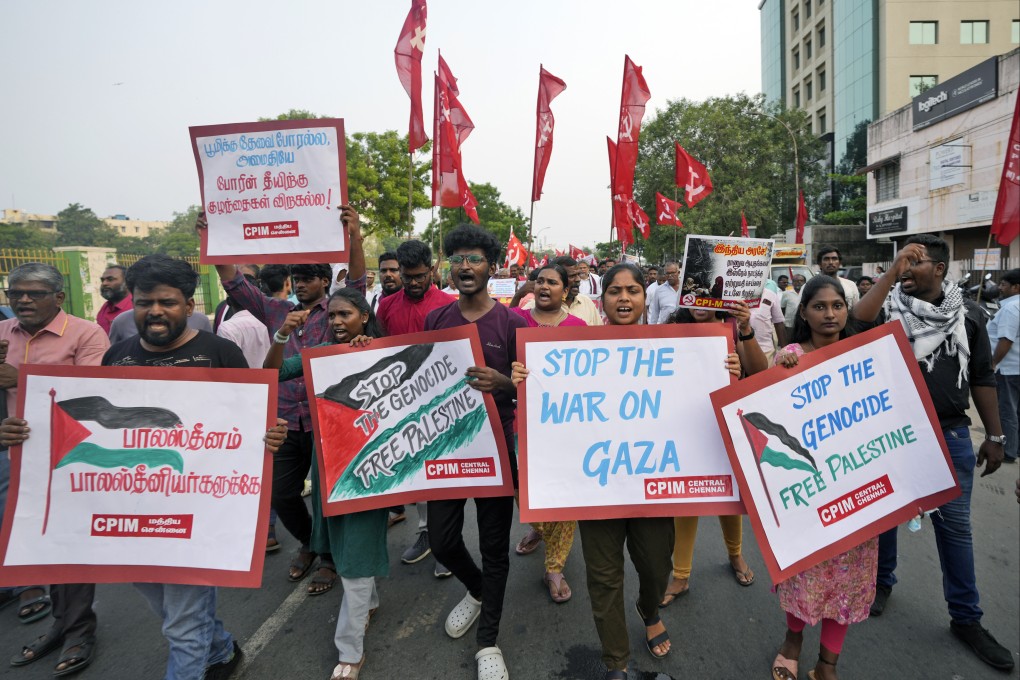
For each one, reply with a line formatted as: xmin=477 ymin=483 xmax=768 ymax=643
xmin=710 ymin=324 xmax=959 ymax=583
xmin=302 ymin=326 xmax=514 ymax=516
xmin=677 ymin=234 xmax=775 ymax=311
xmin=0 ymin=365 xmax=277 ymax=588
xmin=517 ymin=324 xmax=741 ymax=522
xmin=190 ymin=118 xmax=349 ymax=264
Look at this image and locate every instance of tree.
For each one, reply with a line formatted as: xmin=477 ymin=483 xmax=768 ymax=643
xmin=261 ymin=111 xmax=430 ymax=239
xmin=0 ymin=222 xmax=56 ymax=249
xmin=822 ymin=174 xmax=867 ymax=225
xmin=421 ymin=182 xmax=529 ymax=260
xmin=55 ymin=203 xmax=119 ymax=247
xmin=629 ymin=93 xmax=826 ymax=264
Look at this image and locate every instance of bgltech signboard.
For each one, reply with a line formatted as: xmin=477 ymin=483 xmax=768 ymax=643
xmin=912 ymin=57 xmax=998 ymax=131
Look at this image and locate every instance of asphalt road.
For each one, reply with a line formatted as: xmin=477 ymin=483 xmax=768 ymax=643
xmin=2 ymin=436 xmax=1018 ymax=680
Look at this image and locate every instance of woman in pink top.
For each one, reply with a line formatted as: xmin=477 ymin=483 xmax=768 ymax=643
xmin=510 ymin=264 xmax=584 ymax=603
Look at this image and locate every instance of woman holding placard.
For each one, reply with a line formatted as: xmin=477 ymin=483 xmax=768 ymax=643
xmin=510 ymin=263 xmax=586 ymax=604
xmin=512 ymin=263 xmax=741 ymax=679
xmin=266 ymin=288 xmax=388 ymax=680
xmin=658 ymin=302 xmax=769 ymax=606
xmin=769 ymin=276 xmax=876 ymax=680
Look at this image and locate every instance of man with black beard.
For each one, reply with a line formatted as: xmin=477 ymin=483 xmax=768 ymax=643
xmin=371 ymin=252 xmax=402 ymax=312
xmin=95 ymin=265 xmax=131 ymax=335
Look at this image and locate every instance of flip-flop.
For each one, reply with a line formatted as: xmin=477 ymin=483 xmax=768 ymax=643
xmin=515 ymin=529 xmax=542 ymax=555
xmin=543 ymin=572 xmax=572 ymax=603
xmin=331 ymin=655 xmax=365 ymax=679
xmin=17 ymin=594 xmax=52 ymax=624
xmin=730 ymin=562 xmax=755 ymax=587
xmin=308 ymin=565 xmax=337 ymax=596
xmin=288 ymin=551 xmax=316 ymax=582
xmin=266 ymin=525 xmax=280 ymax=553
xmin=772 ymin=653 xmax=798 ymax=680
xmin=10 ymin=629 xmax=62 ymax=667
xmin=53 ymin=636 xmax=96 ymax=677
xmin=659 ymin=578 xmax=689 ymax=608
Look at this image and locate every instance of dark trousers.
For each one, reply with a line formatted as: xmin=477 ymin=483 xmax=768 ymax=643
xmin=429 ymin=496 xmax=514 ymax=648
xmin=49 ymin=583 xmax=97 ymax=644
xmin=578 ymin=517 xmax=674 ymax=672
xmin=272 ymin=429 xmax=314 ymax=548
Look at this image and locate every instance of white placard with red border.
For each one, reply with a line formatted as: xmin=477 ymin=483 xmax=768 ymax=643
xmin=302 ymin=326 xmax=514 ymax=516
xmin=0 ymin=366 xmax=277 ymax=587
xmin=518 ymin=325 xmax=740 ymax=521
xmin=710 ymin=324 xmax=960 ymax=583
xmin=677 ymin=234 xmax=775 ymax=311
xmin=190 ymin=118 xmax=349 ymax=264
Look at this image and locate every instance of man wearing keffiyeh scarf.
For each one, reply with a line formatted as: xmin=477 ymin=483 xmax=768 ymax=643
xmin=852 ymin=234 xmax=1012 ymax=672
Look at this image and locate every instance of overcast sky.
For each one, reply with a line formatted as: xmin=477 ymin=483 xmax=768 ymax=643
xmin=0 ymin=0 xmax=762 ymax=250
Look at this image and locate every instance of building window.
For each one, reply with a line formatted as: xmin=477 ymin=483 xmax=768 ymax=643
xmin=818 ymin=68 xmax=826 ymax=91
xmin=793 ymin=87 xmax=801 ymax=108
xmin=909 ymin=21 xmax=937 ymax=44
xmin=805 ymin=0 xmax=811 ymax=19
xmin=960 ymin=20 xmax=989 ymax=44
xmin=793 ymin=9 xmax=800 ymax=32
xmin=806 ymin=77 xmax=813 ymax=101
xmin=818 ymin=24 xmax=826 ymax=48
xmin=875 ymin=164 xmax=900 ymax=202
xmin=120 ymin=227 xmax=126 ymax=233
xmin=806 ymin=38 xmax=812 ymax=59
xmin=909 ymin=75 xmax=939 ymax=97
xmin=1013 ymin=20 xmax=1020 ymax=43
xmin=793 ymin=47 xmax=800 ymax=70
xmin=817 ymin=110 xmax=827 ymax=134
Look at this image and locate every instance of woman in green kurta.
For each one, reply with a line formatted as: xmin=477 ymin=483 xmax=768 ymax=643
xmin=266 ymin=287 xmax=388 ymax=680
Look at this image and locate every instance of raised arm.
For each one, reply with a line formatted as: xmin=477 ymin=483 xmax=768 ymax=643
xmin=853 ymin=244 xmax=926 ymax=323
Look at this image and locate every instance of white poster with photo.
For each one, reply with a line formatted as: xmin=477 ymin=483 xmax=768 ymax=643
xmin=190 ymin=119 xmax=349 ymax=264
xmin=0 ymin=366 xmax=275 ymax=587
xmin=517 ymin=325 xmax=741 ymax=521
xmin=677 ymin=235 xmax=775 ymax=311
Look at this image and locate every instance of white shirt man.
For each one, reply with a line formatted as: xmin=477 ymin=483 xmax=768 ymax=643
xmin=647 ymin=263 xmax=680 ymax=324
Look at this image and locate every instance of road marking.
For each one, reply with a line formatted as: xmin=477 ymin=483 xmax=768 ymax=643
xmin=236 ymin=581 xmax=307 ymax=674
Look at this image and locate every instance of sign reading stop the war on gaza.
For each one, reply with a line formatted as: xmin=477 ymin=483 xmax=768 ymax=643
xmin=711 ymin=324 xmax=959 ymax=582
xmin=190 ymin=118 xmax=349 ymax=264
xmin=302 ymin=326 xmax=514 ymax=516
xmin=517 ymin=324 xmax=741 ymax=522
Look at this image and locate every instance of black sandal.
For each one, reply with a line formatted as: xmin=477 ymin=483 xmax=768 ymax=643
xmin=806 ymin=654 xmax=838 ymax=680
xmin=307 ymin=562 xmax=337 ymax=596
xmin=287 ymin=549 xmax=316 ymax=582
xmin=10 ymin=629 xmax=62 ymax=667
xmin=53 ymin=636 xmax=96 ymax=677
xmin=635 ymin=603 xmax=670 ymax=659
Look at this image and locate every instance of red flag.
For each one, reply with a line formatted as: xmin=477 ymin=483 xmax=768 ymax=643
xmin=505 ymin=231 xmax=528 ymax=267
xmin=432 ymin=56 xmax=479 ymax=223
xmin=554 ymin=248 xmax=564 ymax=257
xmin=796 ymin=190 xmax=808 ymax=243
xmin=532 ymin=67 xmax=567 ymax=202
xmin=991 ymin=92 xmax=1020 ymax=246
xmin=627 ymin=198 xmax=651 ymax=239
xmin=46 ymin=389 xmax=91 ymax=534
xmin=539 ymin=254 xmax=549 ymax=267
xmin=569 ymin=244 xmax=586 ymax=260
xmin=612 ymin=56 xmax=651 ymax=200
xmin=394 ymin=0 xmax=428 ymax=152
xmin=607 ymin=136 xmax=633 ymax=244
xmin=675 ymin=143 xmax=713 ymax=207
xmin=527 ymin=252 xmax=539 ymax=269
xmin=741 ymin=211 xmax=749 ymax=238
xmin=655 ymin=192 xmax=684 ymax=228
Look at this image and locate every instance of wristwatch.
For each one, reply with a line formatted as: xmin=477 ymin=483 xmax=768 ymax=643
xmin=985 ymin=434 xmax=1006 ymax=445
xmin=738 ymin=327 xmax=755 ymax=341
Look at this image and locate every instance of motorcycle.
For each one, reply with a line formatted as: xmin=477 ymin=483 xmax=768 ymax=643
xmin=957 ymin=272 xmax=999 ymax=320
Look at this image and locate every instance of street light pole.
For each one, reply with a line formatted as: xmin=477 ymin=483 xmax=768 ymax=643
xmin=753 ymin=110 xmax=800 ymax=232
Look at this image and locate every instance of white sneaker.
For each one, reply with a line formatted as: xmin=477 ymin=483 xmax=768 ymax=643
xmin=475 ymin=646 xmax=509 ymax=680
xmin=444 ymin=591 xmax=482 ymax=639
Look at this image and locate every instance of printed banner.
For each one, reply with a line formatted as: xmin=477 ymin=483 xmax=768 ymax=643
xmin=678 ymin=235 xmax=775 ymax=310
xmin=190 ymin=118 xmax=349 ymax=264
xmin=487 ymin=278 xmax=518 ymax=298
xmin=302 ymin=326 xmax=514 ymax=515
xmin=711 ymin=324 xmax=959 ymax=582
xmin=0 ymin=366 xmax=277 ymax=587
xmin=518 ymin=325 xmax=740 ymax=522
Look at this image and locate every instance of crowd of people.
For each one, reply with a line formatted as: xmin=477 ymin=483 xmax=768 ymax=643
xmin=0 ymin=209 xmax=1017 ymax=680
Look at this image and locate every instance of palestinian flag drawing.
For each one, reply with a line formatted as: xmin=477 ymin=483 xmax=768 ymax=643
xmin=44 ymin=390 xmax=185 ymax=534
xmin=737 ymin=409 xmax=818 ymax=527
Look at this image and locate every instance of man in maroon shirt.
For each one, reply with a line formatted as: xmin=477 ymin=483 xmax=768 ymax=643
xmin=377 ymin=240 xmax=456 ymax=574
xmin=95 ymin=265 xmax=132 ymax=335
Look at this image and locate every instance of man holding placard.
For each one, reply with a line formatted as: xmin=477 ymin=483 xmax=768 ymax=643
xmin=854 ymin=235 xmax=1012 ymax=671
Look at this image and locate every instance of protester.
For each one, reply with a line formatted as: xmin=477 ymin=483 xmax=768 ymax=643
xmin=265 ymin=288 xmax=389 ymax=680
xmin=212 ymin=265 xmax=259 ymax=333
xmin=577 ymin=259 xmax=601 ymax=298
xmin=645 ymin=266 xmax=661 ymax=299
xmin=371 ymin=252 xmax=401 ymax=312
xmin=259 ymin=264 xmax=293 ymax=301
xmin=987 ymin=269 xmax=1018 ymax=464
xmin=659 ymin=301 xmax=767 ymax=606
xmin=750 ymin=279 xmax=787 ymax=364
xmin=770 ymin=275 xmax=875 ymax=680
xmin=647 ymin=262 xmax=681 ymax=324
xmin=108 ymin=302 xmax=212 ymax=344
xmin=777 ymin=274 xmax=790 ymax=292
xmin=815 ymin=246 xmax=860 ymax=310
xmin=425 ymin=224 xmax=525 ymax=680
xmin=509 ymin=263 xmax=585 ymax=604
xmin=853 ymin=236 xmax=1012 ymax=671
xmin=518 ymin=256 xmax=602 ymax=326
xmin=95 ymin=265 xmax=131 ymax=334
xmin=781 ymin=274 xmax=807 ymax=333
xmin=1 ymin=263 xmax=108 ymax=676
xmin=512 ymin=263 xmax=738 ymax=679
xmin=198 ymin=206 xmax=365 ymax=592
xmin=856 ymin=275 xmax=874 ymax=297
xmin=376 ymin=240 xmax=456 ymax=576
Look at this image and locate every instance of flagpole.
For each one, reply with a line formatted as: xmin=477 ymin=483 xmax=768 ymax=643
xmin=408 ymin=151 xmax=415 ymax=238
xmin=975 ymin=230 xmax=993 ymax=303
xmin=673 ymin=187 xmax=679 ymax=262
xmin=527 ymin=200 xmax=536 ymax=270
xmin=737 ymin=409 xmax=781 ymax=528
xmin=43 ymin=389 xmax=57 ymax=535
